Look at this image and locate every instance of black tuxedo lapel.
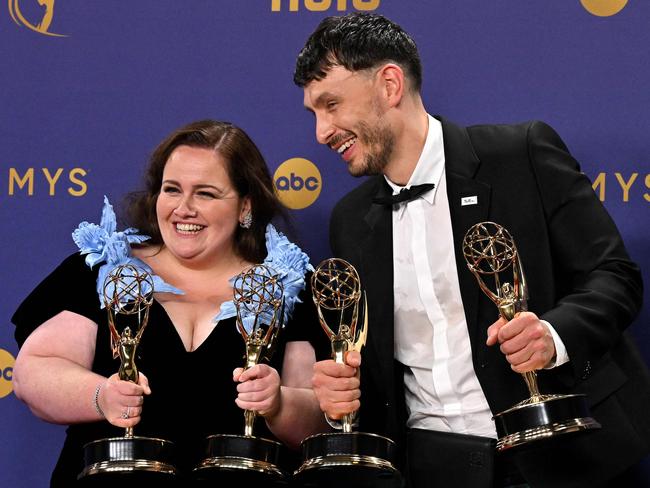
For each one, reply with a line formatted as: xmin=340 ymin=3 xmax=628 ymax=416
xmin=438 ymin=117 xmax=491 ymax=356
xmin=360 ymin=179 xmax=395 ymax=401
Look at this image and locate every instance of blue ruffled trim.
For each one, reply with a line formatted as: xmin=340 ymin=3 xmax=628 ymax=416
xmin=214 ymin=224 xmax=313 ymax=332
xmin=72 ymin=196 xmax=184 ymax=308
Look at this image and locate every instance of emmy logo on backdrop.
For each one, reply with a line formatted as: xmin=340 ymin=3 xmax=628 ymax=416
xmin=295 ymin=258 xmax=400 ymax=487
xmin=194 ymin=264 xmax=287 ymax=484
xmin=79 ymin=264 xmax=176 ymax=482
xmin=8 ymin=0 xmax=67 ymax=37
xmin=462 ymin=222 xmax=601 ymax=451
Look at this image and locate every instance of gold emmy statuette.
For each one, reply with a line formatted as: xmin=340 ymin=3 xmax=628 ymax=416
xmin=295 ymin=258 xmax=400 ymax=488
xmin=194 ymin=264 xmax=287 ymax=484
xmin=463 ymin=222 xmax=601 ymax=451
xmin=79 ymin=264 xmax=176 ymax=483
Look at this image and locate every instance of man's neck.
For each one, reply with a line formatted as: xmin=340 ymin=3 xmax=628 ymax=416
xmin=384 ymin=103 xmax=429 ymax=186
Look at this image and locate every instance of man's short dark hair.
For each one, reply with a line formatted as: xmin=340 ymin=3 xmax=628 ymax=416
xmin=293 ymin=13 xmax=422 ymax=92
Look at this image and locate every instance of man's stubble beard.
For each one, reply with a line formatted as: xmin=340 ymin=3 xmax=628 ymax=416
xmin=348 ymin=119 xmax=395 ymax=178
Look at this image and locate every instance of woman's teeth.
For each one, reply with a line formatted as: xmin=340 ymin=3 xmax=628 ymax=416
xmin=176 ymin=223 xmax=204 ymax=233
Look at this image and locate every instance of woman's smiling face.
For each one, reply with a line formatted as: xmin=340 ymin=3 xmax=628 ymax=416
xmin=156 ymin=145 xmax=250 ymax=265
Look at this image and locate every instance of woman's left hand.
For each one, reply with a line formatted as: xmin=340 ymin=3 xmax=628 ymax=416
xmin=233 ymin=364 xmax=282 ymax=419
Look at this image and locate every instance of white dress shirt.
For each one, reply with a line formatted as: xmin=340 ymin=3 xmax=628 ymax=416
xmin=389 ymin=115 xmax=567 ymax=438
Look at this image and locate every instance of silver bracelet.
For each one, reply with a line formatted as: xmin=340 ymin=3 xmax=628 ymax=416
xmin=93 ymin=382 xmax=106 ymax=419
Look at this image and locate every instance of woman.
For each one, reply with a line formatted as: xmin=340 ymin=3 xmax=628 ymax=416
xmin=11 ymin=120 xmax=329 ymax=486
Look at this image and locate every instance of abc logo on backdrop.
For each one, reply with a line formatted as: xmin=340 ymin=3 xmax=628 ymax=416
xmin=274 ymin=158 xmax=322 ymax=210
xmin=0 ymin=349 xmax=15 ymax=399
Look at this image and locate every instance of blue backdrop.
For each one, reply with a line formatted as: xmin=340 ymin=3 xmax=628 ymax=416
xmin=1 ymin=1 xmax=648 ymax=486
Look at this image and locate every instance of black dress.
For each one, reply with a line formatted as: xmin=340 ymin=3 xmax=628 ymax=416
xmin=12 ymin=253 xmax=331 ymax=487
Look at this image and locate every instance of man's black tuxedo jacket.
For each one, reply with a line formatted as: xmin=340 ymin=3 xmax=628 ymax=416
xmin=329 ymin=117 xmax=650 ymax=487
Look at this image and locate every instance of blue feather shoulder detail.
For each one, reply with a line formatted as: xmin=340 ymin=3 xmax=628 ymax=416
xmin=214 ymin=224 xmax=313 ymax=330
xmin=72 ymin=196 xmax=184 ymax=308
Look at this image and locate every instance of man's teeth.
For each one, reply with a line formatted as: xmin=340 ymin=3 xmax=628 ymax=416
xmin=337 ymin=138 xmax=357 ymax=154
xmin=176 ymin=223 xmax=204 ymax=232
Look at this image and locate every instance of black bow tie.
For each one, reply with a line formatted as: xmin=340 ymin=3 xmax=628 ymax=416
xmin=372 ymin=183 xmax=435 ymax=206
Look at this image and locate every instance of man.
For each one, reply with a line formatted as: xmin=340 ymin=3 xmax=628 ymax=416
xmin=293 ymin=12 xmax=650 ymax=488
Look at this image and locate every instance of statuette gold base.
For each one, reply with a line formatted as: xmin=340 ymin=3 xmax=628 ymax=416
xmin=193 ymin=434 xmax=286 ymax=483
xmin=296 ymin=432 xmax=400 ymax=487
xmin=494 ymin=393 xmax=601 ymax=451
xmin=79 ymin=436 xmax=176 ymax=482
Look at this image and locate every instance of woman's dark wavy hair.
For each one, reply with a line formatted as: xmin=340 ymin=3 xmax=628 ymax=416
xmin=293 ymin=12 xmax=422 ymax=91
xmin=125 ymin=120 xmax=287 ymax=263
